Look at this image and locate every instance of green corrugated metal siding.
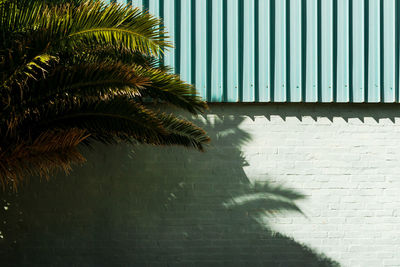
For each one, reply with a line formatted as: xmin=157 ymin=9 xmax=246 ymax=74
xmin=114 ymin=0 xmax=400 ymax=103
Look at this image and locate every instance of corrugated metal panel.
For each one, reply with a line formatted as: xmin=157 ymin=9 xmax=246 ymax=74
xmin=113 ymin=0 xmax=400 ymax=103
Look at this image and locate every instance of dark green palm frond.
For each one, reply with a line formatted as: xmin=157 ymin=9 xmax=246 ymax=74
xmin=18 ymin=98 xmax=209 ymax=149
xmin=0 ymin=128 xmax=88 ymax=190
xmin=40 ymin=63 xmax=205 ymax=114
xmin=0 ymin=28 xmax=60 ymax=106
xmin=25 ymin=98 xmax=168 ymax=144
xmin=158 ymin=112 xmax=210 ymax=151
xmin=0 ymin=0 xmax=209 ymax=188
xmin=1 ymin=53 xmax=58 ymax=105
xmin=5 ymin=63 xmax=204 ymax=127
xmin=136 ymin=66 xmax=206 ymax=114
xmin=0 ymin=29 xmax=58 ymax=82
xmin=2 ymin=62 xmax=148 ymax=130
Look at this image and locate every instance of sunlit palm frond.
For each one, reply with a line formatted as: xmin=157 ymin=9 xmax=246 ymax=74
xmin=26 ymin=62 xmax=150 ymax=102
xmin=0 ymin=0 xmax=209 ymax=188
xmin=71 ymin=47 xmax=171 ymax=72
xmin=0 ymin=0 xmax=170 ymax=55
xmin=135 ymin=66 xmax=206 ymax=114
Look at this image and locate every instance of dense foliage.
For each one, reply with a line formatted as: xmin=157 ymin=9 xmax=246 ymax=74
xmin=0 ymin=0 xmax=210 ymax=189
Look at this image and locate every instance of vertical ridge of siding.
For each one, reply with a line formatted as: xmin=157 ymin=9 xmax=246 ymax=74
xmin=306 ymin=0 xmax=318 ymax=102
xmin=174 ymin=0 xmax=181 ymax=75
xmin=180 ymin=0 xmax=190 ymax=83
xmin=379 ymin=0 xmax=384 ymax=102
xmin=159 ymin=0 xmax=164 ymax=66
xmin=211 ymin=0 xmax=223 ymax=102
xmin=337 ymin=0 xmax=350 ymax=102
xmin=275 ymin=0 xmax=287 ymax=102
xmin=396 ymin=0 xmax=400 ymax=102
xmin=383 ymin=0 xmax=396 ymax=102
xmin=254 ymin=0 xmax=260 ymax=102
xmin=163 ymin=0 xmax=175 ymax=71
xmin=332 ymin=0 xmax=338 ymax=103
xmin=288 ymin=0 xmax=302 ymax=102
xmin=143 ymin=0 xmax=149 ymax=9
xmin=226 ymin=0 xmax=239 ymax=102
xmin=206 ymin=0 xmax=212 ymax=101
xmin=243 ymin=0 xmax=255 ymax=102
xmin=365 ymin=0 xmax=370 ymax=102
xmin=238 ymin=0 xmax=244 ymax=102
xmin=349 ymin=0 xmax=354 ymax=102
xmin=353 ymin=0 xmax=365 ymax=102
xmin=285 ymin=0 xmax=291 ymax=102
xmin=258 ymin=0 xmax=270 ymax=102
xmin=301 ymin=0 xmax=307 ymax=102
xmin=317 ymin=0 xmax=322 ymax=102
xmin=321 ymin=0 xmax=333 ymax=102
xmin=222 ymin=0 xmax=228 ymax=102
xmin=195 ymin=0 xmax=207 ymax=100
xmin=270 ymin=0 xmax=276 ymax=102
xmin=190 ymin=0 xmax=196 ymax=94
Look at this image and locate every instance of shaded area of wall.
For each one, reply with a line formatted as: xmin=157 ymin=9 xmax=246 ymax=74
xmin=0 ymin=104 xmax=341 ymax=266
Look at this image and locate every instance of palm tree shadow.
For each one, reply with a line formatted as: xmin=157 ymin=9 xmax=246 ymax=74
xmin=0 ymin=116 xmax=340 ymax=266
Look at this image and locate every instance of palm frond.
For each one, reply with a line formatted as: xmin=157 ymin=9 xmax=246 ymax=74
xmin=135 ymin=66 xmax=207 ymax=114
xmin=71 ymin=47 xmax=171 ymax=72
xmin=25 ymin=98 xmax=168 ymax=143
xmin=65 ymin=1 xmax=171 ymax=56
xmin=17 ymin=98 xmax=209 ymax=149
xmin=158 ymin=112 xmax=211 ymax=151
xmin=0 ymin=0 xmax=209 ymax=188
xmin=25 ymin=62 xmax=149 ymax=102
xmin=0 ymin=128 xmax=88 ymax=190
xmin=1 ymin=53 xmax=58 ymax=104
xmin=2 ymin=62 xmax=148 ymax=130
xmin=0 ymin=0 xmax=170 ymax=55
xmin=0 ymin=0 xmax=46 ymax=33
xmin=4 ymin=62 xmax=205 ymax=130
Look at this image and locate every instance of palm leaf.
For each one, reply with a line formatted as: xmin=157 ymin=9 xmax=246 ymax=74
xmin=134 ymin=66 xmax=207 ymax=113
xmin=4 ymin=62 xmax=205 ymax=130
xmin=1 ymin=0 xmax=170 ymax=55
xmin=17 ymin=98 xmax=209 ymax=149
xmin=0 ymin=0 xmax=209 ymax=188
xmin=0 ymin=128 xmax=88 ymax=190
xmin=23 ymin=98 xmax=169 ymax=143
xmin=158 ymin=112 xmax=211 ymax=151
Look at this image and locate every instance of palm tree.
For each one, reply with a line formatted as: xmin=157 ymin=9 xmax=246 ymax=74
xmin=0 ymin=0 xmax=210 ymax=190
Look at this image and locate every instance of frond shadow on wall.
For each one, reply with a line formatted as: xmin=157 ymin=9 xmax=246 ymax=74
xmin=0 ymin=111 xmax=340 ymax=266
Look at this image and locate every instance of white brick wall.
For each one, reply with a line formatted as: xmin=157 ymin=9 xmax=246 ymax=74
xmin=212 ymin=104 xmax=400 ymax=267
xmin=5 ymin=103 xmax=400 ymax=266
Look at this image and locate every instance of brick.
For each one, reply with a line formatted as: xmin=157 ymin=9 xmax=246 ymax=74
xmin=6 ymin=104 xmax=400 ymax=267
